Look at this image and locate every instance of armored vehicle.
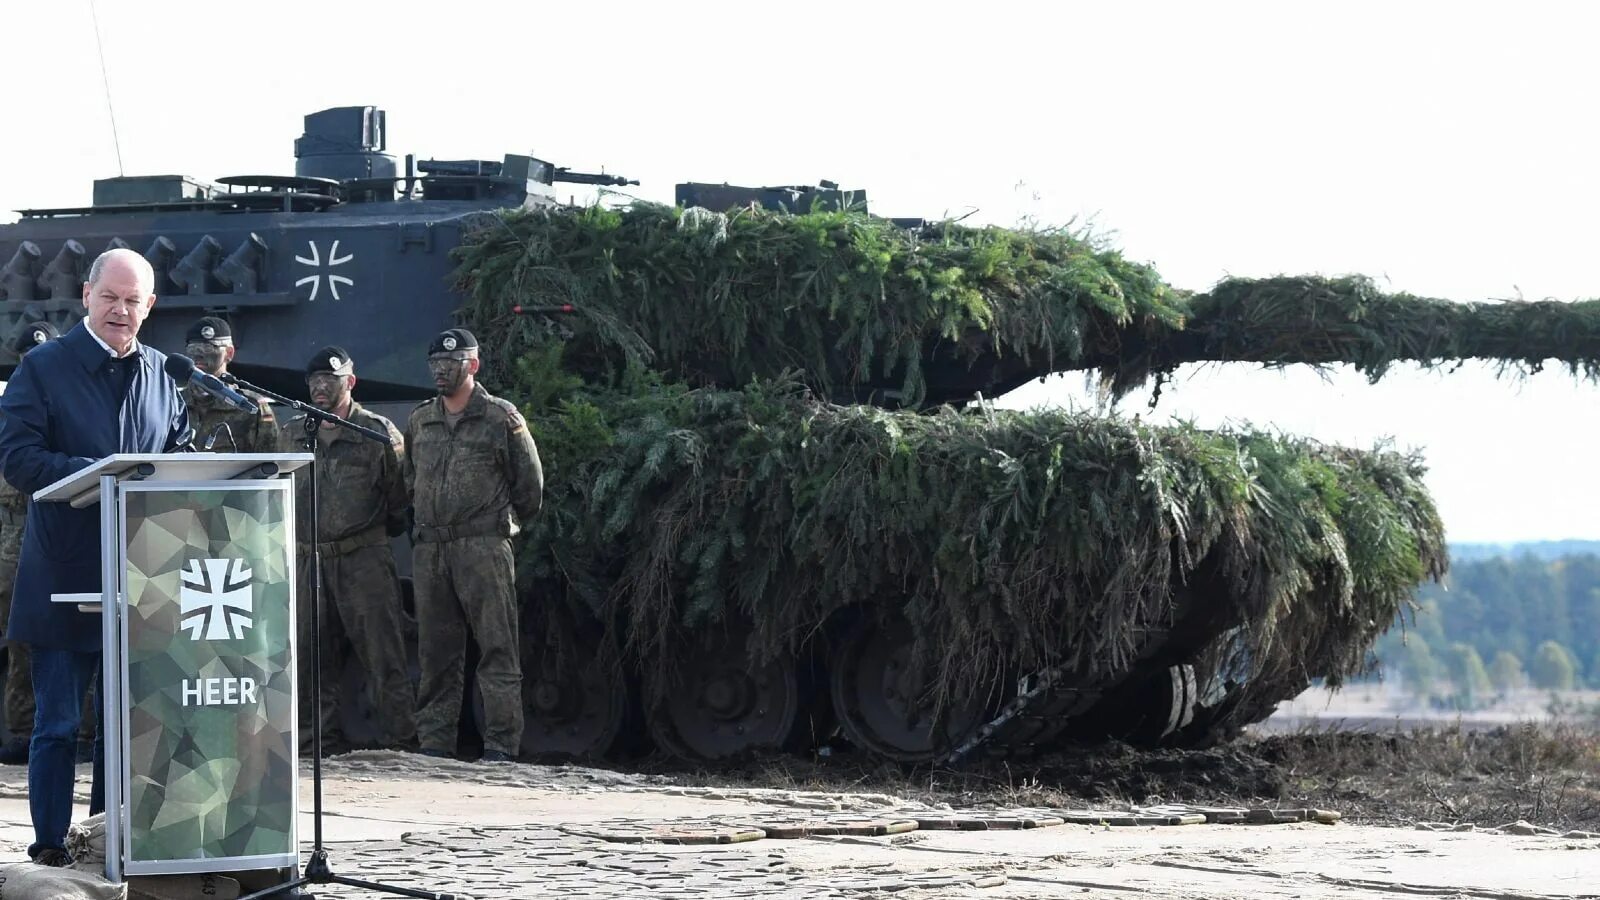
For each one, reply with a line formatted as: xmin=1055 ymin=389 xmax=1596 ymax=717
xmin=0 ymin=105 xmax=639 ymax=755
xmin=0 ymin=106 xmax=1443 ymax=765
xmin=1 ymin=105 xmax=632 ymax=402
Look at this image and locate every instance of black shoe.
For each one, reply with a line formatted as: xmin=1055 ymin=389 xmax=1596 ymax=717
xmin=480 ymin=750 xmax=514 ymax=763
xmin=418 ymin=747 xmax=453 ymax=759
xmin=32 ymin=847 xmax=71 ymax=867
xmin=0 ymin=736 xmax=29 ymax=765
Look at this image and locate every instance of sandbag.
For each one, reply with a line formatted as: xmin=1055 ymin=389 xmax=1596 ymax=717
xmin=0 ymin=862 xmax=126 ymax=900
xmin=125 ymin=875 xmax=239 ymax=900
xmin=63 ymin=813 xmax=250 ymax=899
xmin=65 ymin=816 xmax=106 ymax=873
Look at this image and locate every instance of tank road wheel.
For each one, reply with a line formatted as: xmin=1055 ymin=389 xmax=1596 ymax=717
xmin=829 ymin=616 xmax=996 ymax=763
xmin=511 ymin=613 xmax=631 ymax=760
xmin=647 ymin=627 xmax=804 ymax=761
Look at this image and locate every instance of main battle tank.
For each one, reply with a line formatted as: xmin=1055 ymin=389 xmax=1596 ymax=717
xmin=0 ymin=106 xmax=1447 ymax=764
xmin=0 ymin=105 xmax=633 ymax=400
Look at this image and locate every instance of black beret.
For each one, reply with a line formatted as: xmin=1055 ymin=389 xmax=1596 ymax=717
xmin=306 ymin=345 xmax=354 ymax=376
xmin=428 ymin=328 xmax=478 ymax=355
xmin=12 ymin=320 xmax=59 ymax=354
xmin=185 ymin=316 xmax=232 ymax=345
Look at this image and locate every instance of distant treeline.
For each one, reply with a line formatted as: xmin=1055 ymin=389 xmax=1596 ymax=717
xmin=1449 ymin=540 xmax=1600 ymax=563
xmin=1372 ymin=548 xmax=1600 ymax=699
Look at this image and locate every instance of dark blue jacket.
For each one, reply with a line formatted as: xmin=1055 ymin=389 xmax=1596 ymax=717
xmin=0 ymin=322 xmax=188 ymax=652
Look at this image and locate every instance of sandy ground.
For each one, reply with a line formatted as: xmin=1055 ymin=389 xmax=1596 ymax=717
xmin=1 ymin=753 xmax=1595 ymax=899
xmin=1260 ymin=685 xmax=1600 ymax=732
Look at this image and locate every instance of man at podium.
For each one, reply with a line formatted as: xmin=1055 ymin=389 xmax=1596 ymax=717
xmin=0 ymin=248 xmax=189 ymax=866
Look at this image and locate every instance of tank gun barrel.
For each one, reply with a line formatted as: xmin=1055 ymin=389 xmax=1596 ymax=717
xmin=553 ymin=167 xmax=638 ymax=188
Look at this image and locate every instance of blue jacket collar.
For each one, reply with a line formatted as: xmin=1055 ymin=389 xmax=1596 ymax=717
xmin=63 ymin=321 xmax=154 ymax=374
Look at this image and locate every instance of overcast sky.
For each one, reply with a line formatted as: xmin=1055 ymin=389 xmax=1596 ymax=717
xmin=2 ymin=1 xmax=1597 ymax=543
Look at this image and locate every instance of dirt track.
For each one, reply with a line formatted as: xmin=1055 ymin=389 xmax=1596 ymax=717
xmin=4 ymin=751 xmax=1595 ymax=899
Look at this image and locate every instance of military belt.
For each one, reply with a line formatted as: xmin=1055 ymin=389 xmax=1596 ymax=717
xmin=298 ymin=525 xmax=387 ymax=558
xmin=413 ymin=517 xmax=506 ymax=543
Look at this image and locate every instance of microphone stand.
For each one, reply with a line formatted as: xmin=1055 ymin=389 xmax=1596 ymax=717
xmin=221 ymin=374 xmax=456 ymax=900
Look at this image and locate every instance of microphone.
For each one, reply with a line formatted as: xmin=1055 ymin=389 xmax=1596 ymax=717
xmin=164 ymin=354 xmax=260 ymax=415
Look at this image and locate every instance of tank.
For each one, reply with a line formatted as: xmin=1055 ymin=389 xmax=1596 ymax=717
xmin=0 ymin=105 xmax=634 ymax=403
xmin=0 ymin=106 xmax=1447 ymax=764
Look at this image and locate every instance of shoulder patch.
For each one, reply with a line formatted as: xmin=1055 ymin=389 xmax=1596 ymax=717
xmin=488 ymin=396 xmax=528 ymax=431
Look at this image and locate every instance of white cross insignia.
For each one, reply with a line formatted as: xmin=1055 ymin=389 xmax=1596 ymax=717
xmin=294 ymin=240 xmax=355 ymax=301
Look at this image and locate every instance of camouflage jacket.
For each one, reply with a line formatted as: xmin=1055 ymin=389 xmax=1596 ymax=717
xmin=282 ymin=402 xmax=407 ymax=546
xmin=0 ymin=461 xmax=23 ymax=529
xmin=403 ymin=384 xmax=542 ymax=534
xmin=185 ymin=385 xmax=285 ymax=454
xmin=0 ymin=408 xmax=23 ymax=528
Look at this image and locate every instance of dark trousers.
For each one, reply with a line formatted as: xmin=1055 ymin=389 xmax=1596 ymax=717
xmin=28 ymin=647 xmax=104 ymax=856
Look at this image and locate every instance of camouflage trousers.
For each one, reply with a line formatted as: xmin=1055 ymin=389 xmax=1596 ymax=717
xmin=0 ymin=523 xmax=34 ymax=739
xmin=297 ymin=543 xmax=418 ymax=750
xmin=413 ymin=535 xmax=523 ymax=756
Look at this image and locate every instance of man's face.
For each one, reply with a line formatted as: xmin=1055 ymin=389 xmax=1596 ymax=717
xmin=307 ymin=372 xmax=354 ymax=412
xmin=186 ymin=342 xmax=233 ymax=376
xmin=82 ymin=256 xmax=156 ymax=351
xmin=427 ymin=353 xmax=477 ymax=395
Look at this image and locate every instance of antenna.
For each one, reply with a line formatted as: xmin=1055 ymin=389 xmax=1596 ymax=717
xmin=87 ymin=0 xmax=125 ymax=176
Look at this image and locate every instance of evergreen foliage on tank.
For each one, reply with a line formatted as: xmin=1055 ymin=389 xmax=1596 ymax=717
xmin=454 ymin=203 xmax=1449 ymax=761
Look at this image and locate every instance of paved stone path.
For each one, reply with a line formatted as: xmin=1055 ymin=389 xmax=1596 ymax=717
xmin=2 ymin=753 xmax=1596 ymax=900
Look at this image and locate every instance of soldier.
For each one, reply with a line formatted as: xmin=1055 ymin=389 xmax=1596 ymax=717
xmin=183 ymin=316 xmax=283 ymax=453
xmin=284 ymin=347 xmax=417 ymax=753
xmin=0 ymin=322 xmax=58 ymax=764
xmin=404 ymin=329 xmax=542 ymax=761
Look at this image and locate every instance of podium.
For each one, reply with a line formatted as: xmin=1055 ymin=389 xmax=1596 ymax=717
xmin=35 ymin=453 xmax=313 ymax=883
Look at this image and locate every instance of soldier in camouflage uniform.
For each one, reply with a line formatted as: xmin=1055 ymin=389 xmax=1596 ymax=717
xmin=285 ymin=347 xmax=417 ymax=752
xmin=0 ymin=322 xmax=58 ymax=764
xmin=404 ymin=329 xmax=542 ymax=761
xmin=182 ymin=317 xmax=283 ymax=453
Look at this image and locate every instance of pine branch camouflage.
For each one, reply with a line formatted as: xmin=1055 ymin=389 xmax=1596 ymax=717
xmin=441 ymin=202 xmax=1480 ymax=742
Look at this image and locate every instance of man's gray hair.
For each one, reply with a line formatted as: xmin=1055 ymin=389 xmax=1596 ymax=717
xmin=85 ymin=247 xmax=155 ymax=292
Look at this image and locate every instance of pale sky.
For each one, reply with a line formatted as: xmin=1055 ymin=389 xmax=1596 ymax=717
xmin=2 ymin=0 xmax=1597 ymax=542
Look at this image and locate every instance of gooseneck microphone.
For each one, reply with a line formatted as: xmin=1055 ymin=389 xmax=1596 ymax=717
xmin=163 ymin=353 xmax=260 ymax=415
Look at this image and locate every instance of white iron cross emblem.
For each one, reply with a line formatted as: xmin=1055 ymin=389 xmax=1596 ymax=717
xmin=179 ymin=558 xmax=256 ymax=641
xmin=294 ymin=239 xmax=354 ymax=301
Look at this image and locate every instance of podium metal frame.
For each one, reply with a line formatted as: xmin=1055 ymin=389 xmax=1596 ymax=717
xmin=36 ymin=453 xmax=312 ymax=883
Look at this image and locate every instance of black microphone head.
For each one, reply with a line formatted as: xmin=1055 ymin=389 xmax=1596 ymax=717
xmin=164 ymin=353 xmax=196 ymax=381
